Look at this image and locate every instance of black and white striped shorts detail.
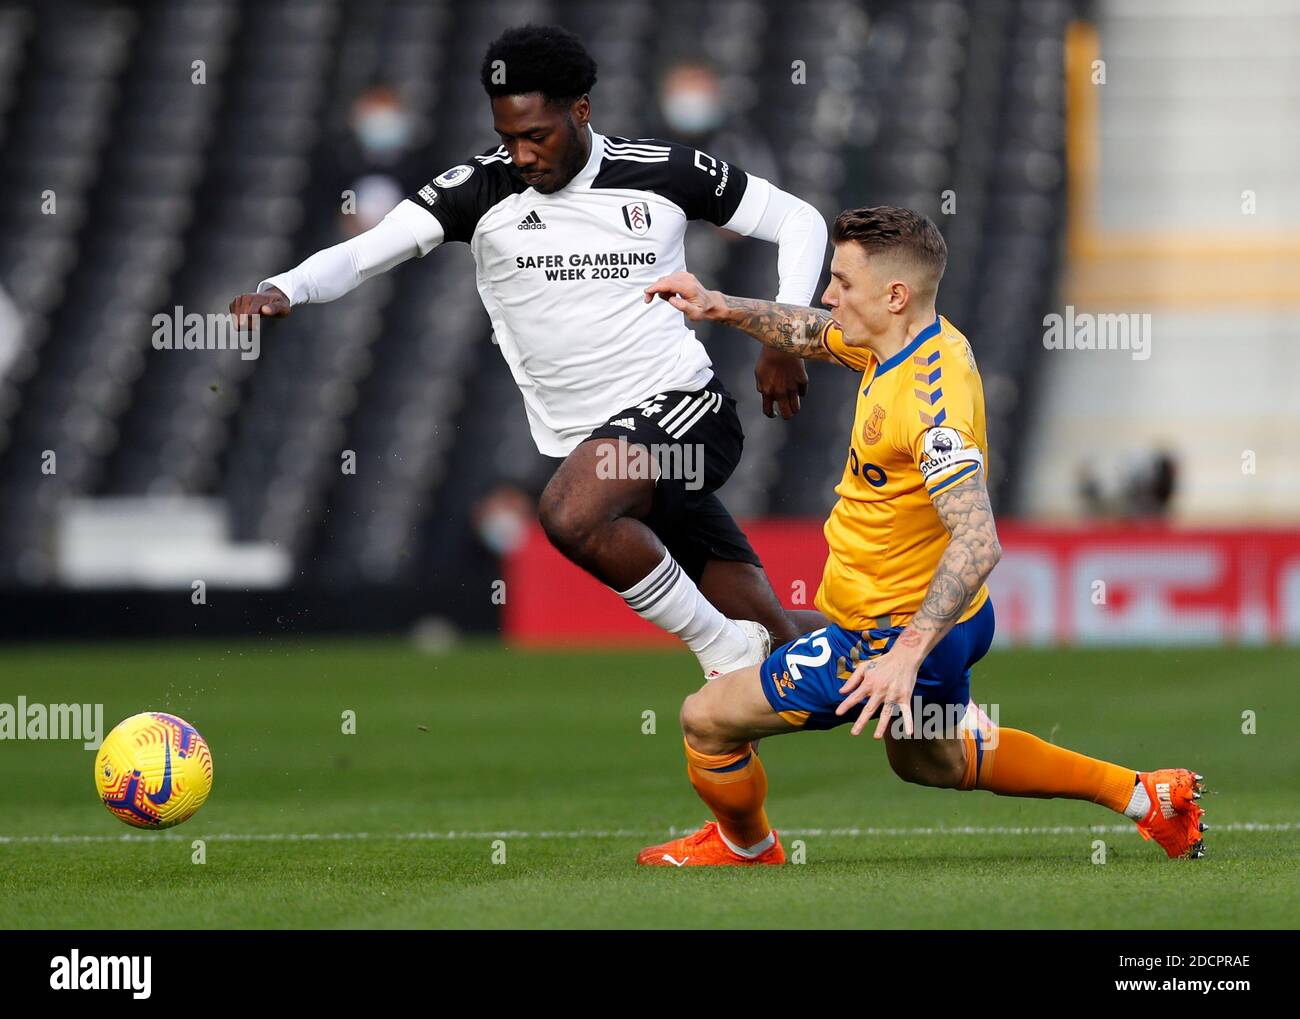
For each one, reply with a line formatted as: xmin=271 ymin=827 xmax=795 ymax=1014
xmin=655 ymin=390 xmax=724 ymax=439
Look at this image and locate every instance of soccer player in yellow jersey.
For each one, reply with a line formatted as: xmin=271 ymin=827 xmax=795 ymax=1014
xmin=635 ymin=206 xmax=1206 ymax=866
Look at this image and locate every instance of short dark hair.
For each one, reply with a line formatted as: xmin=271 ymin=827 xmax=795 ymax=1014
xmin=480 ymin=24 xmax=598 ymax=107
xmin=832 ymin=206 xmax=948 ymax=293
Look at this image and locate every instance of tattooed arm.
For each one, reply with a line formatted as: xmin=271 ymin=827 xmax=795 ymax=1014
xmin=896 ymin=473 xmax=1002 ymax=657
xmin=643 ymin=271 xmax=836 ymax=361
xmin=835 ymin=471 xmax=1002 ymax=738
xmin=718 ymin=295 xmax=836 ymax=361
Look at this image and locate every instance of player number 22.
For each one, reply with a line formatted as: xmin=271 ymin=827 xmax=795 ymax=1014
xmin=786 ymin=628 xmax=831 ymax=681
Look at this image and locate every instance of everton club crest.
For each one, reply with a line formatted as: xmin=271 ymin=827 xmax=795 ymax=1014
xmin=862 ymin=403 xmax=886 ymax=445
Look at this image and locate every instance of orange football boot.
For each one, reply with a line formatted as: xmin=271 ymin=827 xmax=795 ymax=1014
xmin=637 ymin=821 xmax=785 ymax=866
xmin=1134 ymin=769 xmax=1207 ymax=858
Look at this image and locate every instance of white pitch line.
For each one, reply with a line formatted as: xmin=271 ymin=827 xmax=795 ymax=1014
xmin=0 ymin=821 xmax=1294 ymax=846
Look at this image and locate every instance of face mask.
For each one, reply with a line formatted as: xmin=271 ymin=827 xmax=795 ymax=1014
xmin=355 ymin=108 xmax=412 ymax=156
xmin=661 ymin=90 xmax=723 ymax=135
xmin=476 ymin=506 xmax=528 ymax=556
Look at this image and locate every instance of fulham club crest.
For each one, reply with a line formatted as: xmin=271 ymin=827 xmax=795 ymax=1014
xmin=622 ymin=201 xmax=652 ymax=236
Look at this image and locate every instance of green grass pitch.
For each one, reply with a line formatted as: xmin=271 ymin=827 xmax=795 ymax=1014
xmin=0 ymin=639 xmax=1296 ymax=929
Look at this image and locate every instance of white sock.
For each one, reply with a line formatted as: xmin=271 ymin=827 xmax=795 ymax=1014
xmin=1123 ymin=775 xmax=1150 ymax=819
xmin=617 ymin=551 xmax=748 ymax=674
xmin=717 ymin=826 xmax=776 ymax=858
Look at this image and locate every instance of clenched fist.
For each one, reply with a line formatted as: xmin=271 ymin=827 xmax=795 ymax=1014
xmin=228 ymin=286 xmax=291 ymax=326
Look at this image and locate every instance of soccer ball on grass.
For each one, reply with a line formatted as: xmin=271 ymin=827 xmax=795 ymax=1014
xmin=94 ymin=712 xmax=213 ymax=829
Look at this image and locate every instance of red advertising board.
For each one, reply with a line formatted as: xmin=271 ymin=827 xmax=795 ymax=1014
xmin=503 ymin=521 xmax=1300 ymax=646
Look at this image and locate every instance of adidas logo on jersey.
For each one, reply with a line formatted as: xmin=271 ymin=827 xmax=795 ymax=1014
xmin=517 ymin=211 xmax=545 ymax=230
xmin=610 ymin=417 xmax=637 ymax=430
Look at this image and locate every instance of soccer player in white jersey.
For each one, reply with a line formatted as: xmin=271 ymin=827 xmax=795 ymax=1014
xmin=229 ymin=25 xmax=829 ymax=677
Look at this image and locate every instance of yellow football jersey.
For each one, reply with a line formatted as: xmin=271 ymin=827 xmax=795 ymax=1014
xmin=814 ymin=314 xmax=989 ymax=631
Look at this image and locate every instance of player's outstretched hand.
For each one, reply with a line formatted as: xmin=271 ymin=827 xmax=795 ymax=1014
xmin=228 ymin=286 xmax=291 ymax=329
xmin=756 ymin=349 xmax=809 ymax=420
xmin=643 ymin=271 xmax=722 ymax=322
xmin=836 ymin=645 xmax=919 ymax=739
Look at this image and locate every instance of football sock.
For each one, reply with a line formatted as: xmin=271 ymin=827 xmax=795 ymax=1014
xmin=718 ymin=827 xmax=777 ymax=858
xmin=959 ymin=727 xmax=1136 ymax=814
xmin=684 ymin=738 xmax=772 ymax=850
xmin=617 ymin=550 xmax=748 ymax=675
xmin=1124 ymin=778 xmax=1152 ymax=820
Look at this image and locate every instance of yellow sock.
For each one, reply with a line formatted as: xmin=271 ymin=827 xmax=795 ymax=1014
xmin=684 ymin=738 xmax=771 ymax=848
xmin=960 ymin=727 xmax=1134 ymax=813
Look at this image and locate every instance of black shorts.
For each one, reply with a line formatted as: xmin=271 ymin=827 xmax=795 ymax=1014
xmin=585 ymin=375 xmax=762 ymax=582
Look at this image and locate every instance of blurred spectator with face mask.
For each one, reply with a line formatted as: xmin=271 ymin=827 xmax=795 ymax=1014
xmin=651 ymin=59 xmax=782 ymax=300
xmin=328 ymin=84 xmax=424 ymax=236
xmin=349 ymin=85 xmax=415 ymax=167
xmin=656 ymin=61 xmax=780 ymax=187
xmin=471 ymin=483 xmax=535 ymax=558
xmin=652 ymin=60 xmax=799 ymax=417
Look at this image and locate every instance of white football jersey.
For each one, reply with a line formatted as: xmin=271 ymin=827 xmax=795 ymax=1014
xmin=394 ymin=127 xmax=771 ymax=456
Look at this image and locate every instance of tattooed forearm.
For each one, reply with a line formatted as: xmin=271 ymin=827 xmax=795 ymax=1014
xmin=916 ymin=570 xmax=968 ymax=629
xmin=903 ymin=475 xmax=1002 ymax=653
xmin=718 ymin=295 xmax=835 ymax=361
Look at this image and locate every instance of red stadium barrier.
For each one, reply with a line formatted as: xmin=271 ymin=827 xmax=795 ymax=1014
xmin=503 ymin=521 xmax=1300 ymax=646
xmin=981 ymin=523 xmax=1300 ymax=645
